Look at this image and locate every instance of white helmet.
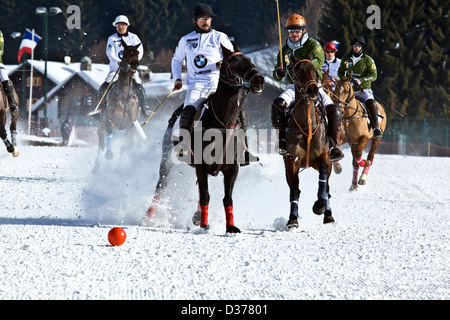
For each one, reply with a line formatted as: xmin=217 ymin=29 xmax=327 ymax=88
xmin=112 ymin=15 xmax=130 ymax=27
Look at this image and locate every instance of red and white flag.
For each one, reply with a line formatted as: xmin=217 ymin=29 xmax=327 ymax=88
xmin=18 ymin=29 xmax=42 ymax=62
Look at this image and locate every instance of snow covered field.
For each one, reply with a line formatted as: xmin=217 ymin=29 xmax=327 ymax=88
xmin=0 ymin=130 xmax=448 ymax=301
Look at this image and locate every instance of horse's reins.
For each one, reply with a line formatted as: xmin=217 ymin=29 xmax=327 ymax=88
xmin=210 ymin=51 xmax=259 ymax=176
xmin=289 ymin=59 xmax=321 ymax=168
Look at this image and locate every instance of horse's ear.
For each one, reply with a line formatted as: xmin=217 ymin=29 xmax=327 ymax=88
xmin=121 ymin=38 xmax=128 ymax=48
xmin=343 ymin=74 xmax=352 ymax=82
xmin=232 ymin=42 xmax=241 ymax=53
xmin=221 ymin=44 xmax=232 ymax=60
xmin=134 ymin=43 xmax=142 ymax=50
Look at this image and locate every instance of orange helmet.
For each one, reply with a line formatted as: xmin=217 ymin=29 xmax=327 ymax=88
xmin=284 ymin=14 xmax=307 ymax=30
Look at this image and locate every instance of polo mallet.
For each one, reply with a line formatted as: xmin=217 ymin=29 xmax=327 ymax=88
xmin=87 ymin=67 xmax=120 ymax=116
xmin=133 ymin=88 xmax=176 ymax=140
xmin=276 ymin=0 xmax=284 ymax=70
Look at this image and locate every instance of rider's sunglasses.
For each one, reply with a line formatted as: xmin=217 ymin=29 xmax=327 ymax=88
xmin=197 ymin=16 xmax=212 ymax=21
xmin=325 ymin=50 xmax=335 ymax=54
xmin=288 ymin=28 xmax=305 ymax=34
xmin=352 ymin=43 xmax=362 ymax=47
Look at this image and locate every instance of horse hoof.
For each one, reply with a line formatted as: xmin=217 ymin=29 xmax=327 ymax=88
xmin=349 ymin=184 xmax=358 ymax=191
xmin=358 ymin=173 xmax=367 ymax=185
xmin=323 ymin=211 xmax=335 ymax=224
xmin=312 ymin=199 xmax=325 ymax=215
xmin=333 ymin=162 xmax=342 ymax=174
xmin=286 ymin=219 xmax=299 ymax=230
xmin=11 ymin=146 xmax=19 ymax=157
xmin=226 ymin=226 xmax=241 ymax=234
xmin=192 ymin=211 xmax=201 ymax=226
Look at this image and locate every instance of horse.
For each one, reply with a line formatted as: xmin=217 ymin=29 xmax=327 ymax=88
xmin=145 ymin=43 xmax=265 ymax=233
xmin=94 ymin=39 xmax=141 ymax=170
xmin=333 ymin=77 xmax=387 ymax=191
xmin=283 ymin=58 xmax=335 ymax=229
xmin=0 ymin=84 xmax=19 ymax=157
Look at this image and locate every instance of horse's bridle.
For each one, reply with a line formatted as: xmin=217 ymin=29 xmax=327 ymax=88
xmin=289 ymin=59 xmax=319 ymax=100
xmin=220 ymin=52 xmax=261 ymax=90
xmin=120 ymin=55 xmax=139 ymax=73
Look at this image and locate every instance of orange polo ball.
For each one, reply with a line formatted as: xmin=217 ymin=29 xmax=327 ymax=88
xmin=108 ymin=227 xmax=127 ymax=246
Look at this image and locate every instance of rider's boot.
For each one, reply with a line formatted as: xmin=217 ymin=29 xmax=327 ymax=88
xmin=177 ymin=105 xmax=197 ymax=157
xmin=96 ymin=82 xmax=110 ymax=118
xmin=326 ymin=103 xmax=344 ymax=162
xmin=271 ymin=97 xmax=288 ymax=155
xmin=365 ymin=99 xmax=382 ymax=138
xmin=135 ymin=83 xmax=152 ymax=118
xmin=2 ymin=80 xmax=18 ymax=114
xmin=239 ymin=109 xmax=259 ymax=166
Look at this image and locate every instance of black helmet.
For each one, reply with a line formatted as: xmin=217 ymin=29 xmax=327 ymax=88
xmin=351 ymin=36 xmax=366 ymax=47
xmin=193 ymin=4 xmax=217 ymax=19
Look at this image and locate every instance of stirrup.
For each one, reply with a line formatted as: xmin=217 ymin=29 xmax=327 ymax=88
xmin=330 ymin=147 xmax=344 ymax=162
xmin=177 ymin=140 xmax=190 ymax=159
xmin=9 ymin=104 xmax=18 ymax=114
xmin=240 ymin=150 xmax=259 ymax=167
xmin=277 ymin=139 xmax=287 ymax=156
xmin=372 ymin=128 xmax=382 ymax=138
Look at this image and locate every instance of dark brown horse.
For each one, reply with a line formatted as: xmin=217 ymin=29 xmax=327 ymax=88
xmin=145 ymin=44 xmax=265 ymax=233
xmin=333 ymin=77 xmax=387 ymax=191
xmin=283 ymin=58 xmax=335 ymax=229
xmin=0 ymin=84 xmax=19 ymax=157
xmin=94 ymin=39 xmax=141 ymax=170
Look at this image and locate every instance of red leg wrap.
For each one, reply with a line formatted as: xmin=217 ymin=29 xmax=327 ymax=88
xmin=146 ymin=193 xmax=161 ymax=218
xmin=200 ymin=205 xmax=209 ymax=228
xmin=225 ymin=206 xmax=234 ymax=229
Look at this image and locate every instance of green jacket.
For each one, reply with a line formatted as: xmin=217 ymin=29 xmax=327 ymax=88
xmin=273 ymin=37 xmax=325 ymax=83
xmin=0 ymin=30 xmax=4 ymax=64
xmin=338 ymin=53 xmax=377 ymax=89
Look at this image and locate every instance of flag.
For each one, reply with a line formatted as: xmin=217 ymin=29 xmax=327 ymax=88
xmin=18 ymin=29 xmax=42 ymax=62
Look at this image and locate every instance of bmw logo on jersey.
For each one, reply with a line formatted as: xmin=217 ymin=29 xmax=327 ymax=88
xmin=194 ymin=55 xmax=208 ymax=69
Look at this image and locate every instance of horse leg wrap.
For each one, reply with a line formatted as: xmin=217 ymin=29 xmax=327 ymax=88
xmin=200 ymin=205 xmax=209 ymax=228
xmin=317 ymin=173 xmax=328 ymax=201
xmin=146 ymin=192 xmax=161 ymax=218
xmin=11 ymin=130 xmax=17 ymax=146
xmin=289 ymin=197 xmax=299 ymax=220
xmin=317 ymin=172 xmax=331 ymax=212
xmin=352 ymin=165 xmax=359 ymax=185
xmin=105 ymin=133 xmax=113 ymax=150
xmin=356 ymin=156 xmax=365 ymax=167
xmin=363 ymin=160 xmax=372 ymax=175
xmin=224 ymin=206 xmax=235 ymax=229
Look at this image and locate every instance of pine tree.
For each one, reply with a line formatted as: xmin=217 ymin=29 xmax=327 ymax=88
xmin=319 ymin=0 xmax=449 ymax=118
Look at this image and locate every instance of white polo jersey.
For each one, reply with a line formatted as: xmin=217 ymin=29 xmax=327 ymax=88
xmin=321 ymin=57 xmax=341 ymax=79
xmin=105 ymin=31 xmax=143 ymax=83
xmin=171 ymin=29 xmax=233 ymax=89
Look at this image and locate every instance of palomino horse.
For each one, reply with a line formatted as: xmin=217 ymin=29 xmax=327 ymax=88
xmin=94 ymin=39 xmax=141 ymax=170
xmin=145 ymin=44 xmax=264 ymax=233
xmin=0 ymin=85 xmax=19 ymax=157
xmin=333 ymin=77 xmax=387 ymax=191
xmin=283 ymin=58 xmax=335 ymax=229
